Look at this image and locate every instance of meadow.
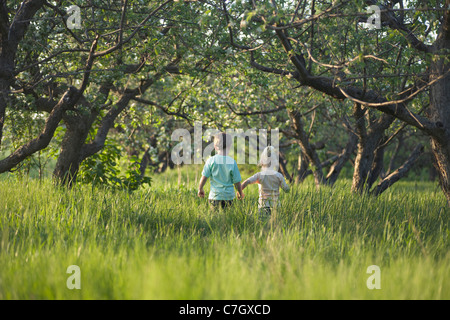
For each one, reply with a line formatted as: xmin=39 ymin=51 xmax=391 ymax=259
xmin=0 ymin=165 xmax=449 ymax=300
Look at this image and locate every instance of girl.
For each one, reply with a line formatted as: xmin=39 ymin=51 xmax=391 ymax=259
xmin=240 ymin=146 xmax=290 ymax=218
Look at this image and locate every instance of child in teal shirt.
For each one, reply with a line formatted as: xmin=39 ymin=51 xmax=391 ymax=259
xmin=198 ymin=132 xmax=244 ymax=209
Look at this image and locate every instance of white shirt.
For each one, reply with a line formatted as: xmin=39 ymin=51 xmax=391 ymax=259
xmin=246 ymin=170 xmax=290 ymax=208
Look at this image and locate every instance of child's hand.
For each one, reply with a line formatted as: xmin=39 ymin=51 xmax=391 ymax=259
xmin=198 ymin=189 xmax=205 ymax=198
xmin=236 ymin=191 xmax=244 ymax=200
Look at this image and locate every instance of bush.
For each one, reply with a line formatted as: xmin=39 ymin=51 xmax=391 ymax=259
xmin=78 ymin=141 xmax=151 ymax=191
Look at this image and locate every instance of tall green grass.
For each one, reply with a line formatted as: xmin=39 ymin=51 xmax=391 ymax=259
xmin=0 ymin=169 xmax=449 ymax=299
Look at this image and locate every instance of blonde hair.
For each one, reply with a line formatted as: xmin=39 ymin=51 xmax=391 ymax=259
xmin=259 ymin=146 xmax=279 ymax=170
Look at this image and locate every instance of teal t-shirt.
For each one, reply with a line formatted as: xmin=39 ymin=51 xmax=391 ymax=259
xmin=202 ymin=155 xmax=242 ymax=200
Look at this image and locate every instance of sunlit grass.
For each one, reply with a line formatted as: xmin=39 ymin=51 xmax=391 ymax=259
xmin=0 ymin=169 xmax=449 ymax=299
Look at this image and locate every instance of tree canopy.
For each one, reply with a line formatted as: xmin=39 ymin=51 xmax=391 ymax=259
xmin=0 ymin=0 xmax=449 ymax=204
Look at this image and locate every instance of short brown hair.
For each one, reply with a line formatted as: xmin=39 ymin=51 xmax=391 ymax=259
xmin=214 ymin=132 xmax=232 ymax=151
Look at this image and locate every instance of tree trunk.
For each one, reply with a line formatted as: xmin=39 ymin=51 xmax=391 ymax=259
xmin=431 ymin=139 xmax=450 ymax=205
xmin=52 ymin=83 xmax=111 ymax=185
xmin=52 ymin=112 xmax=97 ymax=186
xmin=351 ymin=103 xmax=394 ymax=193
xmin=371 ymin=144 xmax=424 ymax=197
xmin=326 ymin=130 xmax=357 ymax=186
xmin=428 ymin=16 xmax=450 ymax=206
xmin=279 ymin=152 xmax=293 ymax=183
xmin=366 ymin=137 xmax=386 ymax=191
xmin=0 ymin=88 xmax=78 ymax=173
xmin=429 ymin=162 xmax=437 ymax=181
xmin=0 ymin=78 xmax=7 ymax=147
xmin=351 ymin=103 xmax=372 ymax=193
xmin=429 ymin=77 xmax=450 ymax=205
xmin=385 ymin=133 xmax=404 ymax=177
xmin=288 ymin=109 xmax=325 ymax=187
xmin=140 ymin=148 xmax=151 ymax=178
xmin=352 ymin=135 xmax=378 ymax=193
xmin=296 ymin=152 xmax=309 ymax=183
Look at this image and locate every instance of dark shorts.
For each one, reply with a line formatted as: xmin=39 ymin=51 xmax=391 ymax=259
xmin=209 ymin=199 xmax=233 ymax=210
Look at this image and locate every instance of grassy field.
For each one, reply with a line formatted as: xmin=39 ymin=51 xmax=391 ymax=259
xmin=0 ymin=166 xmax=449 ymax=300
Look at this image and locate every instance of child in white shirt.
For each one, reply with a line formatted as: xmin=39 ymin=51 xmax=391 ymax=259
xmin=240 ymin=146 xmax=290 ymax=218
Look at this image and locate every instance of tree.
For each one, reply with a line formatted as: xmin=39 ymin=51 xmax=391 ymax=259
xmin=0 ymin=0 xmax=88 ymax=173
xmin=218 ymin=0 xmax=449 ymax=204
xmin=0 ymin=0 xmax=210 ymax=186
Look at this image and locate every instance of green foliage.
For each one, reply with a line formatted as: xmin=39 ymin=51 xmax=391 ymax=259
xmin=78 ymin=141 xmax=151 ymax=191
xmin=0 ymin=0 xmax=445 ymax=194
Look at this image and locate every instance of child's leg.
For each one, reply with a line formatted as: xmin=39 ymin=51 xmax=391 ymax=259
xmin=258 ymin=207 xmax=271 ymax=219
xmin=209 ymin=200 xmax=233 ymax=211
xmin=208 ymin=200 xmax=219 ymax=211
xmin=220 ymin=200 xmax=233 ymax=209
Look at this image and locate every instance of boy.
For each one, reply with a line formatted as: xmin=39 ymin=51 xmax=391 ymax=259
xmin=198 ymin=132 xmax=244 ymax=210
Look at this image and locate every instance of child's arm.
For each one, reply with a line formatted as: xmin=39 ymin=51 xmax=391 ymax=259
xmin=241 ymin=179 xmax=251 ymax=190
xmin=280 ymin=175 xmax=290 ymax=193
xmin=198 ymin=175 xmax=208 ymax=198
xmin=234 ymin=182 xmax=244 ymax=199
xmin=237 ymin=173 xmax=259 ymax=198
xmin=242 ymin=172 xmax=260 ymax=190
